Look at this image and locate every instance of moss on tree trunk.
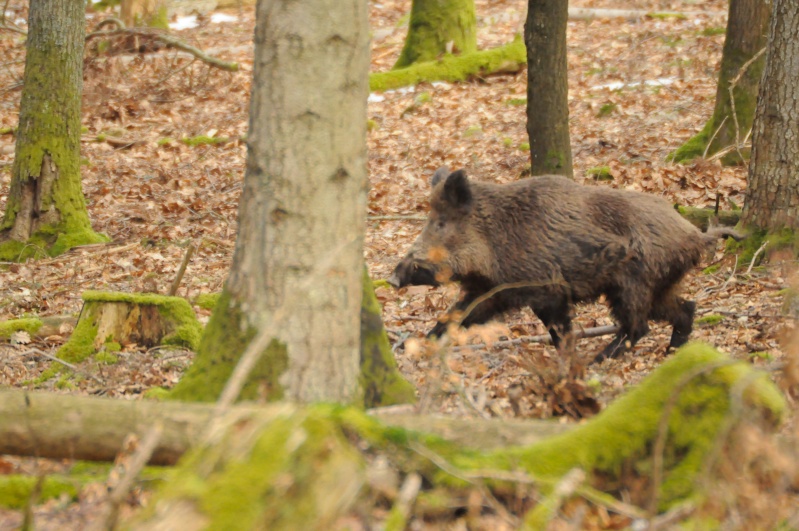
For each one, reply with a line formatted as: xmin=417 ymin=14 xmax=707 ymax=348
xmin=0 ymin=0 xmax=107 ymax=261
xmin=169 ymin=270 xmax=414 ymax=407
xmin=669 ymin=0 xmax=769 ymax=165
xmin=394 ymin=0 xmax=477 ymax=69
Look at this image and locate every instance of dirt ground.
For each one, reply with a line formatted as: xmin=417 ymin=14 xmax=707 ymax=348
xmin=0 ymin=0 xmax=796 ymax=528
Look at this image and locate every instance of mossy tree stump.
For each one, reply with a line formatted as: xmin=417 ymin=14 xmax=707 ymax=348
xmin=56 ymin=291 xmax=202 ymax=365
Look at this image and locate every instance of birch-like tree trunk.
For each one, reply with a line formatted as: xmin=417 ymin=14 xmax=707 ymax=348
xmin=172 ymin=0 xmax=372 ymax=404
xmin=0 ymin=0 xmax=106 ymax=260
xmin=525 ymin=0 xmax=573 ymax=177
xmin=741 ymin=0 xmax=799 ymax=230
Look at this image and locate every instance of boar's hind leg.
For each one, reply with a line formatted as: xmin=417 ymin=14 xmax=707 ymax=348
xmin=595 ymin=290 xmax=651 ymax=363
xmin=650 ymin=293 xmax=696 ymax=350
xmin=427 ymin=289 xmax=511 ymax=339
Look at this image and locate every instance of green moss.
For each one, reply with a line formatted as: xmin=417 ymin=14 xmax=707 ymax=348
xmin=0 ymin=476 xmax=79 ymax=509
xmin=506 ymin=98 xmax=526 ymax=106
xmin=518 ymin=142 xmax=530 ymax=151
xmin=699 ymin=27 xmax=726 ymax=37
xmin=366 ymin=119 xmax=378 ymax=132
xmin=157 ymin=137 xmax=175 ymax=146
xmin=702 ymin=264 xmax=721 ymax=275
xmin=502 ymin=137 xmax=513 ymax=148
xmin=728 ymin=227 xmax=799 ymax=266
xmin=139 ymin=405 xmax=365 ymax=530
xmin=669 ymin=120 xmax=712 ymax=163
xmin=194 ymin=292 xmax=221 ymax=311
xmin=370 ymin=36 xmax=525 ymax=92
xmin=55 ymin=306 xmax=99 ymax=364
xmin=544 ymin=149 xmax=567 ymax=172
xmin=496 ymin=343 xmax=785 ymax=508
xmin=462 ymin=125 xmax=482 ymax=138
xmin=169 ymin=290 xmax=288 ymax=402
xmin=181 ymin=135 xmax=230 ymax=147
xmin=393 ymin=0 xmax=476 ymax=69
xmin=0 ymin=126 xmax=16 ymax=135
xmin=587 ymin=166 xmax=613 ymax=181
xmin=649 ymin=12 xmax=687 ymax=20
xmin=95 ymin=351 xmax=118 ymax=364
xmin=144 ymin=387 xmax=172 ymax=400
xmin=359 ymin=266 xmax=416 ymax=408
xmin=597 ymin=102 xmax=617 ymax=117
xmin=103 ymin=340 xmax=121 ymax=352
xmin=0 ymin=317 xmax=43 ymax=339
xmin=748 ymin=351 xmax=774 ymax=362
xmin=696 ymin=314 xmax=723 ymax=327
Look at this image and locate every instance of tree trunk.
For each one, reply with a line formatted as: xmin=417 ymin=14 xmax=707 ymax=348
xmin=393 ymin=0 xmax=477 ymax=69
xmin=525 ymin=0 xmax=573 ymax=177
xmin=670 ymin=0 xmax=770 ymax=165
xmin=741 ymin=0 xmax=799 ymax=231
xmin=169 ymin=0 xmax=375 ymax=405
xmin=0 ymin=0 xmax=107 ymax=261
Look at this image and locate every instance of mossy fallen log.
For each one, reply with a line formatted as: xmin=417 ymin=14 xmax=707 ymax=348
xmin=369 ymin=36 xmax=526 ymax=92
xmin=0 ymin=344 xmax=784 ymax=526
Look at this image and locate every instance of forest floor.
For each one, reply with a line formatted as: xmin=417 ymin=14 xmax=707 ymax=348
xmin=0 ymin=0 xmax=797 ymax=529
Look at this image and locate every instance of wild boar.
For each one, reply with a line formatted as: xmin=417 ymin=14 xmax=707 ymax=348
xmin=388 ymin=167 xmax=741 ymax=362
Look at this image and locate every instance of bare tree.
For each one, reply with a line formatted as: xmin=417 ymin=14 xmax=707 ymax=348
xmin=741 ymin=0 xmax=799 ymax=231
xmin=394 ymin=0 xmax=477 ymax=69
xmin=525 ymin=0 xmax=573 ymax=177
xmin=0 ymin=0 xmax=107 ymax=261
xmin=670 ymin=0 xmax=770 ymax=165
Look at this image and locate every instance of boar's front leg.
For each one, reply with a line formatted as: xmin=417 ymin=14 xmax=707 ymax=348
xmin=531 ymin=298 xmax=572 ymax=349
xmin=428 ymin=287 xmax=510 ymax=338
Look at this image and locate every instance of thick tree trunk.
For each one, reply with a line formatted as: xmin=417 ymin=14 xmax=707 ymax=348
xmin=525 ymin=0 xmax=573 ymax=177
xmin=170 ymin=0 xmax=376 ymax=405
xmin=393 ymin=0 xmax=477 ymax=69
xmin=0 ymin=0 xmax=106 ymax=261
xmin=741 ymin=0 xmax=799 ymax=231
xmin=670 ymin=0 xmax=769 ymax=165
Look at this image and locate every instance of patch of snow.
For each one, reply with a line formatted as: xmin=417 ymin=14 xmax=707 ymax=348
xmin=169 ymin=15 xmax=198 ymax=31
xmin=368 ymin=94 xmax=385 ymax=103
xmin=211 ymin=13 xmax=237 ymax=24
xmin=590 ymin=77 xmax=676 ymax=91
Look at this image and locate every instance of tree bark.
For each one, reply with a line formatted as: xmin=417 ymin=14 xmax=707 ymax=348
xmin=394 ymin=0 xmax=477 ymax=69
xmin=0 ymin=0 xmax=107 ymax=261
xmin=670 ymin=0 xmax=770 ymax=165
xmin=741 ymin=0 xmax=799 ymax=231
xmin=525 ymin=0 xmax=573 ymax=177
xmin=170 ymin=0 xmax=372 ymax=404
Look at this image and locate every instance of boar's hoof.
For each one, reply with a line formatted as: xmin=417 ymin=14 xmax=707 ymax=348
xmin=594 ymin=337 xmax=630 ymax=363
xmin=427 ymin=321 xmax=448 ymax=339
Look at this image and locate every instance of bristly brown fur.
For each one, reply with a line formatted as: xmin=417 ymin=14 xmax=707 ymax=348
xmin=389 ymin=168 xmax=743 ymax=362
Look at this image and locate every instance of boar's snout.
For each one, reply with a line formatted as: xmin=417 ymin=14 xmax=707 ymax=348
xmin=388 ymin=257 xmax=441 ymax=289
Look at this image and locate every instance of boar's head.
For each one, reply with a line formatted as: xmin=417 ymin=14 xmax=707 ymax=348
xmin=388 ymin=167 xmax=480 ymax=289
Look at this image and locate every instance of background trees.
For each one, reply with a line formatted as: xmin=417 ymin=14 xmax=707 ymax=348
xmin=0 ymin=0 xmax=106 ymax=260
xmin=525 ymin=0 xmax=572 ymax=177
xmin=670 ymin=0 xmax=770 ymax=164
xmin=741 ymin=0 xmax=799 ymax=231
xmin=394 ymin=0 xmax=477 ymax=69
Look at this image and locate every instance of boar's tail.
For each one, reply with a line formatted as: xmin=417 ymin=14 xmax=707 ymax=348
xmin=703 ymin=227 xmax=745 ymax=242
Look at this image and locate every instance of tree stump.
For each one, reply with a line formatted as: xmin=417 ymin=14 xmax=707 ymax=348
xmin=56 ymin=291 xmax=202 ymax=364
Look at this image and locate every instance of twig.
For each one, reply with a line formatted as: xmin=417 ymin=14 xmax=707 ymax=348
xmin=85 ymin=28 xmax=239 ymax=71
xmin=169 ymin=244 xmax=195 ymax=296
xmin=745 ymin=241 xmax=768 ymax=275
xmin=22 ymin=348 xmax=104 ymax=385
xmin=391 ymin=473 xmax=422 ymax=525
xmin=450 ymin=325 xmax=620 ymax=352
xmin=89 ymin=424 xmax=163 ymax=531
xmin=702 ymin=115 xmax=727 ymax=160
xmin=728 ymin=46 xmax=767 ymax=154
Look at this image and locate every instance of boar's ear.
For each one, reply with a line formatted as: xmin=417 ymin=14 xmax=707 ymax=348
xmin=442 ymin=170 xmax=472 ymax=208
xmin=430 ymin=166 xmax=450 ymax=187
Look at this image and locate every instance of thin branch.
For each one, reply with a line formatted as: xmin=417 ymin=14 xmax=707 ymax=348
xmin=169 ymin=244 xmax=195 ymax=296
xmin=450 ymin=325 xmax=620 ymax=352
xmin=746 ymin=241 xmax=768 ymax=275
xmin=22 ymin=348 xmax=104 ymax=385
xmin=86 ymin=28 xmax=239 ymax=71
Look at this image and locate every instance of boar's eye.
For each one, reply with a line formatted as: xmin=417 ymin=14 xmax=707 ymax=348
xmin=435 ymin=218 xmax=446 ymax=229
